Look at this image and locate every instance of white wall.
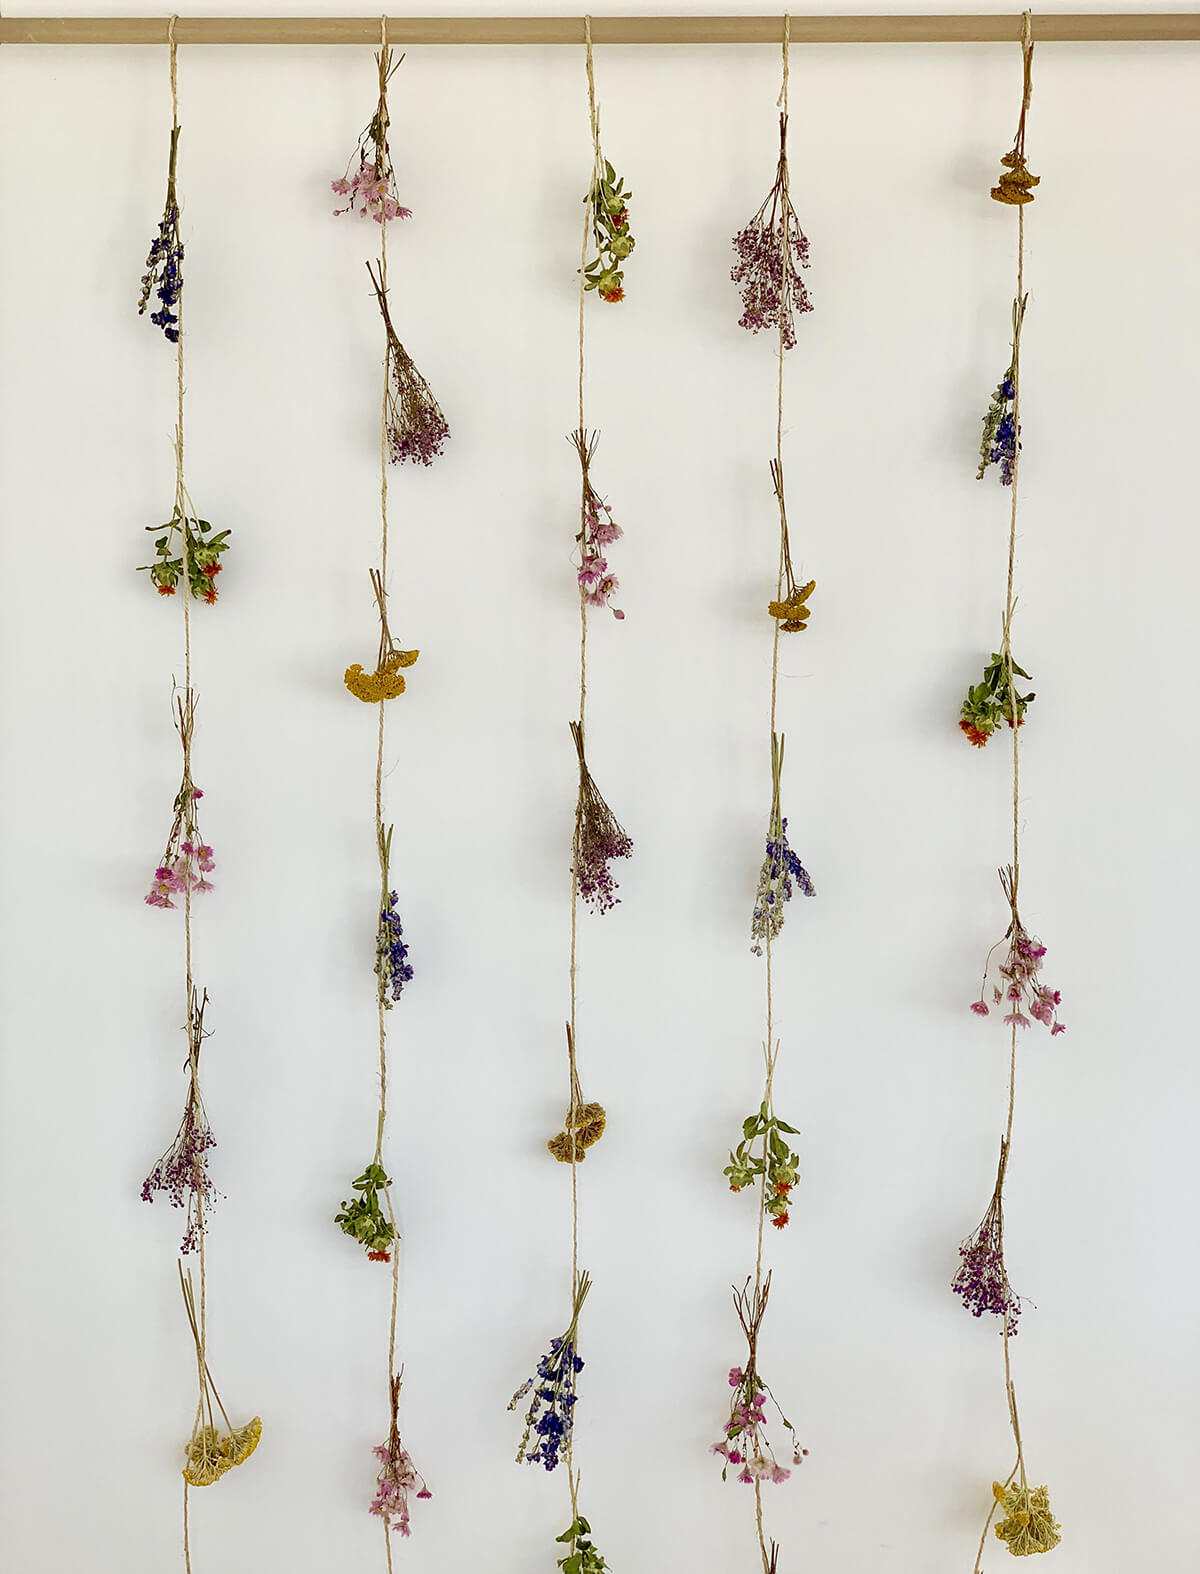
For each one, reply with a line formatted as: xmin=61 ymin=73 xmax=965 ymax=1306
xmin=1 ymin=5 xmax=1197 ymax=1571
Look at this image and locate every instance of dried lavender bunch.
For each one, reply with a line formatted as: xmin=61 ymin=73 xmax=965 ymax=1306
xmin=138 ymin=126 xmax=184 ymax=342
xmin=971 ymin=867 xmax=1064 ymax=1034
xmin=731 ymin=114 xmax=813 ymax=349
xmin=508 ymin=1272 xmax=591 ymax=1471
xmin=142 ymin=987 xmax=218 ymax=1255
xmin=952 ymin=1139 xmax=1021 ymax=1335
xmin=366 ymin=261 xmax=449 ymax=467
xmin=570 ymin=722 xmax=632 ymax=914
xmin=751 ymin=734 xmax=814 ymax=955
xmin=370 ymin=1374 xmax=432 ymax=1535
xmin=977 ymin=295 xmax=1027 ymax=485
xmin=374 ymin=825 xmax=413 ymax=1008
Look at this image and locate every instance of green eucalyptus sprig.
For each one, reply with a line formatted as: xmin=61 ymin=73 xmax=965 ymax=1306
xmin=141 ymin=509 xmax=231 ymax=602
xmin=959 ymin=651 xmax=1035 ymax=747
xmin=724 ymin=1102 xmax=801 ymax=1229
xmin=335 ymin=1162 xmax=395 ymax=1260
xmin=556 ymin=1515 xmax=609 ymax=1574
xmin=583 ymin=159 xmax=634 ymax=303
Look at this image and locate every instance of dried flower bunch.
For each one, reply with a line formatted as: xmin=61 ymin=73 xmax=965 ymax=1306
xmin=141 ymin=508 xmax=230 ymax=601
xmin=725 ymin=1099 xmax=801 ymax=1231
xmin=570 ymin=428 xmax=625 ymax=620
xmin=711 ymin=1276 xmax=806 ymax=1484
xmin=370 ymin=1374 xmax=432 ymax=1536
xmin=766 ymin=462 xmax=815 ymax=632
xmin=335 ymin=1161 xmax=395 ymax=1262
xmin=366 ymin=261 xmax=450 ymax=467
xmin=556 ymin=1515 xmax=610 ymax=1574
xmin=179 ymin=1266 xmax=261 ymax=1487
xmin=991 ymin=1480 xmax=1062 ymax=1557
xmin=548 ymin=1035 xmax=607 ymax=1163
xmin=731 ymin=115 xmax=813 ymax=349
xmin=142 ymin=986 xmax=218 ymax=1255
xmin=332 ymin=45 xmax=412 ymax=224
xmin=583 ymin=159 xmax=634 ymax=303
xmin=960 ymin=651 xmax=1035 ymax=746
xmin=990 ymin=38 xmax=1040 ymax=209
xmin=952 ymin=1138 xmax=1021 ymax=1335
xmin=373 ymin=824 xmax=414 ymax=1008
xmin=971 ymin=867 xmax=1064 ymax=1033
xmin=345 ymin=568 xmax=420 ymax=702
xmin=977 ymin=296 xmax=1028 ymax=487
xmin=509 ymin=1271 xmax=591 ymax=1471
xmin=751 ymin=734 xmax=814 ymax=955
xmin=570 ymin=722 xmax=633 ymax=914
xmin=146 ymin=693 xmax=215 ymax=908
xmin=138 ymin=125 xmax=184 ymax=342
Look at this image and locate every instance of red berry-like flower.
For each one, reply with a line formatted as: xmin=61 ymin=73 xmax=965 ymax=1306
xmin=774 ymin=1181 xmax=792 ymax=1197
xmin=599 ymin=286 xmax=625 ymax=303
xmin=201 ymin=561 xmax=222 ymax=578
xmin=157 ymin=582 xmax=176 ymax=596
xmin=959 ymin=719 xmax=990 ymax=747
xmin=367 ymin=1250 xmax=391 ymax=1263
xmin=770 ymin=1211 xmax=789 ymax=1230
xmin=202 ymin=587 xmax=218 ymax=605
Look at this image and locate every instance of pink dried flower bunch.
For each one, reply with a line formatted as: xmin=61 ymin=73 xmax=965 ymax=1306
xmin=370 ymin=1376 xmax=432 ymax=1537
xmin=332 ymin=159 xmax=411 ymax=224
xmin=570 ymin=428 xmax=624 ymax=620
xmin=970 ymin=867 xmax=1064 ymax=1034
xmin=712 ymin=1277 xmax=806 ymax=1485
xmin=146 ymin=693 xmax=215 ymax=908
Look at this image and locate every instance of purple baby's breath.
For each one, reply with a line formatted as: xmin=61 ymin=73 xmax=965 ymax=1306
xmin=731 ymin=114 xmax=813 ymax=349
xmin=571 ymin=724 xmax=633 ymax=915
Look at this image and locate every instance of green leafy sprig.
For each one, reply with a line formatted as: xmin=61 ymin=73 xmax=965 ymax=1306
xmin=959 ymin=652 xmax=1035 ymax=747
xmin=583 ymin=160 xmax=634 ymax=302
xmin=724 ymin=1101 xmax=800 ymax=1228
xmin=141 ymin=509 xmax=231 ymax=601
xmin=556 ymin=1516 xmax=609 ymax=1574
xmin=335 ymin=1162 xmax=395 ymax=1259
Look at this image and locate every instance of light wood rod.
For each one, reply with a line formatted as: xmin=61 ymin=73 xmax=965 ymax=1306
xmin=1 ymin=14 xmax=1198 ymax=46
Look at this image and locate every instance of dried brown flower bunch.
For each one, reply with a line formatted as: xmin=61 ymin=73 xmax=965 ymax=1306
xmin=766 ymin=460 xmax=814 ymax=632
xmin=991 ymin=32 xmax=1039 ymax=205
xmin=548 ymin=1033 xmax=607 ymax=1163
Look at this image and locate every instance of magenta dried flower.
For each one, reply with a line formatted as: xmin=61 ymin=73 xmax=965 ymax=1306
xmin=712 ymin=1276 xmax=806 ymax=1484
xmin=142 ymin=987 xmax=218 ymax=1255
xmin=366 ymin=261 xmax=450 ymax=467
xmin=731 ymin=114 xmax=813 ymax=349
xmin=970 ymin=866 xmax=1064 ymax=1033
xmin=570 ymin=428 xmax=625 ymax=621
xmin=570 ymin=723 xmax=633 ymax=914
xmin=370 ymin=1375 xmax=432 ymax=1536
xmin=952 ymin=1138 xmax=1021 ymax=1336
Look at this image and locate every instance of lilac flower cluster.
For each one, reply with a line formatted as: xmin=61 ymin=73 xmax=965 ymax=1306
xmin=977 ymin=370 xmax=1019 ymax=484
xmin=370 ymin=1438 xmax=432 ymax=1536
xmin=509 ymin=1274 xmax=590 ymax=1472
xmin=142 ymin=1083 xmax=217 ymax=1254
xmin=952 ymin=1216 xmax=1021 ymax=1335
xmin=971 ymin=874 xmax=1064 ymax=1034
xmin=571 ymin=725 xmax=633 ymax=915
xmin=731 ymin=118 xmax=813 ymax=350
xmin=138 ymin=203 xmax=184 ymax=342
xmin=750 ymin=817 xmax=814 ymax=956
xmin=332 ymin=160 xmax=412 ymax=224
xmin=570 ymin=429 xmax=625 ymax=619
xmin=712 ymin=1364 xmax=806 ymax=1485
xmin=375 ymin=890 xmax=413 ymax=1009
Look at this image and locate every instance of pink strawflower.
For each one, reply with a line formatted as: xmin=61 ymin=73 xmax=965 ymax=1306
xmin=332 ymin=159 xmax=412 ymax=224
xmin=971 ymin=867 xmax=1064 ymax=1035
xmin=370 ymin=1377 xmax=431 ymax=1537
xmin=970 ymin=999 xmax=989 ymax=1017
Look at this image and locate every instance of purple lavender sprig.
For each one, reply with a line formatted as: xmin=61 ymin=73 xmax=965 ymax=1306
xmin=751 ymin=734 xmax=814 ymax=955
xmin=376 ymin=891 xmax=413 ymax=1007
xmin=731 ymin=114 xmax=813 ymax=349
xmin=142 ymin=988 xmax=218 ymax=1255
xmin=977 ymin=368 xmax=1019 ymax=484
xmin=570 ymin=724 xmax=633 ymax=914
xmin=138 ymin=127 xmax=184 ymax=343
xmin=952 ymin=1139 xmax=1021 ymax=1335
xmin=508 ymin=1272 xmax=590 ymax=1471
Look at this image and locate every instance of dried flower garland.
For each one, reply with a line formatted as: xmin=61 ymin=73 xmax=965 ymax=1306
xmin=138 ymin=32 xmax=257 ymax=1564
xmin=962 ymin=20 xmax=1062 ymax=1567
xmin=719 ymin=22 xmax=816 ymax=1571
xmin=330 ymin=30 xmax=431 ymax=1551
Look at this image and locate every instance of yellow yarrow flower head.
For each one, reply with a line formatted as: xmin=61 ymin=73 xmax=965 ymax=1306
xmin=183 ymin=1426 xmax=234 ymax=1487
xmin=344 ymin=649 xmax=419 ymax=703
xmin=992 ymin=1480 xmax=1062 ymax=1557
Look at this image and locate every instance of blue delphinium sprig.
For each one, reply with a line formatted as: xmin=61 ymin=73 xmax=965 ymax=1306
xmin=976 ymin=367 xmax=1018 ymax=484
xmin=508 ymin=1272 xmax=591 ymax=1471
xmin=374 ymin=826 xmax=413 ymax=1009
xmin=138 ymin=126 xmax=184 ymax=343
xmin=750 ymin=734 xmax=814 ymax=956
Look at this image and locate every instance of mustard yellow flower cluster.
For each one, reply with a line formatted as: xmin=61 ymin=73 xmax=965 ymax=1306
xmin=768 ymin=579 xmax=815 ymax=633
xmin=344 ymin=648 xmax=419 ymax=702
xmin=547 ymin=1101 xmax=607 ymax=1164
xmin=991 ymin=149 xmax=1040 ymax=206
xmin=992 ymin=1480 xmax=1061 ymax=1557
xmin=183 ymin=1417 xmax=263 ymax=1487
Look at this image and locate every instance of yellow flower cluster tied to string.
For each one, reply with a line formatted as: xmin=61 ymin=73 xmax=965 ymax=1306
xmin=548 ymin=1032 xmax=607 ymax=1162
xmin=991 ymin=18 xmax=1039 ymax=205
xmin=183 ymin=1418 xmax=263 ymax=1487
xmin=344 ymin=566 xmax=418 ymax=702
xmin=992 ymin=1481 xmax=1062 ymax=1557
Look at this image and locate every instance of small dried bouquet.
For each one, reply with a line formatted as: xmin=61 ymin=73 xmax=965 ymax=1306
xmin=509 ymin=1272 xmax=591 ymax=1471
xmin=711 ymin=1275 xmax=806 ymax=1484
xmin=142 ymin=986 xmax=218 ymax=1255
xmin=179 ymin=1266 xmax=261 ymax=1487
xmin=332 ymin=45 xmax=412 ymax=224
xmin=145 ymin=692 xmax=215 ymax=908
xmin=570 ymin=722 xmax=633 ymax=914
xmin=345 ymin=568 xmax=419 ymax=703
xmin=750 ymin=733 xmax=814 ymax=955
xmin=370 ymin=1373 xmax=432 ymax=1536
xmin=366 ymin=262 xmax=450 ymax=467
xmin=570 ymin=428 xmax=624 ymax=620
xmin=731 ymin=114 xmax=813 ymax=348
xmin=583 ymin=159 xmax=634 ymax=302
xmin=971 ymin=867 xmax=1064 ymax=1034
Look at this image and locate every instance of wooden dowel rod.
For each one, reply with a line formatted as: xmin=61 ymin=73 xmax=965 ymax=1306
xmin=1 ymin=14 xmax=1199 ymax=47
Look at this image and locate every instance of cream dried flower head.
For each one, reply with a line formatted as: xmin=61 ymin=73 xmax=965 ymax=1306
xmin=992 ymin=1480 xmax=1062 ymax=1557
